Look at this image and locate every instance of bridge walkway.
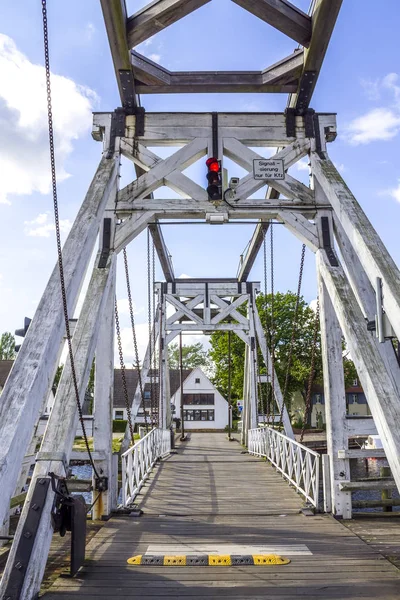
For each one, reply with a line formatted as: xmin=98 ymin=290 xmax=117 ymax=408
xmin=44 ymin=433 xmax=400 ymax=599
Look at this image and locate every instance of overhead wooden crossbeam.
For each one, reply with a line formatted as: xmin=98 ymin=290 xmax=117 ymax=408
xmin=100 ymin=0 xmax=137 ymax=109
xmin=289 ymin=0 xmax=343 ymax=113
xmin=131 ymin=50 xmax=303 ymax=94
xmin=231 ymin=0 xmax=312 ymax=47
xmin=148 ymin=222 xmax=175 ymax=283
xmin=238 ymin=222 xmax=270 ymax=282
xmin=126 ymin=0 xmax=212 ymax=48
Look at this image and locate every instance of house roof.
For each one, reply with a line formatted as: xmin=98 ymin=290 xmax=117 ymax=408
xmin=0 ymin=360 xmax=13 ymax=387
xmin=113 ymin=368 xmax=192 ymax=408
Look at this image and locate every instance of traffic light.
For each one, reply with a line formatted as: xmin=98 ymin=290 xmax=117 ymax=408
xmin=206 ymin=157 xmax=222 ymax=201
xmin=15 ymin=317 xmax=32 ymax=352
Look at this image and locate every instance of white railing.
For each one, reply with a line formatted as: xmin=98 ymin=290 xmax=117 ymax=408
xmin=248 ymin=426 xmax=320 ymax=508
xmin=122 ymin=427 xmax=171 ymax=506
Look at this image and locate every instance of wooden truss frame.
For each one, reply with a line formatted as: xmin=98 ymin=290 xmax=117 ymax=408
xmin=100 ymin=0 xmax=343 ymax=105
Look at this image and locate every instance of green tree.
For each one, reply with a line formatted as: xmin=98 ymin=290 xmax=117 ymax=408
xmin=209 ymin=292 xmax=360 ymax=415
xmin=168 ymin=342 xmax=209 ymax=371
xmin=0 ymin=332 xmax=16 ymax=360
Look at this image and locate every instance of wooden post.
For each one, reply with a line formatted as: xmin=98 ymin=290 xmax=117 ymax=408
xmin=0 ymin=156 xmax=118 ymax=546
xmin=381 ymin=466 xmax=392 ymax=512
xmin=92 ymin=259 xmax=117 ymax=520
xmin=312 ymin=153 xmax=400 ymax=341
xmin=179 ymin=332 xmax=185 ymax=440
xmin=248 ymin=298 xmax=259 ymax=432
xmin=317 ymin=265 xmax=352 ymax=518
xmin=0 ymin=256 xmax=115 ymax=598
xmin=317 ymin=249 xmax=400 ymax=498
xmin=241 ymin=345 xmax=250 ymax=446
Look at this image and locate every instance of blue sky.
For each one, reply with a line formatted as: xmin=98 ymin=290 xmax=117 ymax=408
xmin=1 ymin=0 xmax=400 ymax=362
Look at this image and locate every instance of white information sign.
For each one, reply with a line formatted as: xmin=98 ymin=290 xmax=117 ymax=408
xmin=253 ymin=158 xmax=285 ymax=180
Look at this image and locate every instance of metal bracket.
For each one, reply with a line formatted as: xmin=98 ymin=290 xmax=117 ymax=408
xmin=98 ymin=218 xmax=111 ymax=268
xmin=95 ymin=476 xmax=109 ymax=492
xmin=285 ymin=107 xmax=296 ymax=138
xmin=321 ymin=217 xmax=339 ymax=267
xmin=304 ymin=108 xmax=315 ymax=139
xmin=118 ymin=69 xmax=135 ymax=113
xmin=135 ymin=106 xmax=145 ymax=137
xmin=295 ymin=71 xmax=317 ymax=115
xmin=106 ymin=107 xmax=126 ymax=159
xmin=3 ymin=478 xmax=50 ymax=600
xmin=36 ymin=451 xmax=68 ymax=474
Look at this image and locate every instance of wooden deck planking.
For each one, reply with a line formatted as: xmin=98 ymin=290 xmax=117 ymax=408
xmin=43 ymin=433 xmax=400 ymax=599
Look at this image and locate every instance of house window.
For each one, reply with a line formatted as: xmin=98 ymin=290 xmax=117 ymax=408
xmin=352 ymin=394 xmax=358 ymax=403
xmin=195 ymin=378 xmax=200 ymax=384
xmin=353 ymin=379 xmax=358 ymax=386
xmin=183 ymin=393 xmax=214 ymax=405
xmin=115 ymin=410 xmax=124 ymax=420
xmin=315 ymin=394 xmax=321 ymax=404
xmin=183 ymin=409 xmax=214 ymax=421
xmin=144 ymin=390 xmax=151 ymax=399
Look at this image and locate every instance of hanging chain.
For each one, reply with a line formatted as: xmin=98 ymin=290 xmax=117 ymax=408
xmin=300 ymin=298 xmax=320 ymax=443
xmin=152 ymin=239 xmax=159 ymax=425
xmin=269 ymin=223 xmax=275 ymax=426
xmin=262 ymin=230 xmax=269 ymax=422
xmin=115 ymin=298 xmax=135 ymax=444
xmin=41 ymin=0 xmax=99 ymax=478
xmin=278 ymin=243 xmax=306 ymax=429
xmin=123 ymin=248 xmax=148 ymax=431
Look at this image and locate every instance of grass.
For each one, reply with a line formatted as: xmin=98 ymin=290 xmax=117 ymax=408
xmin=73 ymin=434 xmax=141 ymax=455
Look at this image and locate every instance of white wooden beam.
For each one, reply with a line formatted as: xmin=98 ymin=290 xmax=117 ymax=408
xmin=127 ymin=0 xmax=211 ymax=48
xmin=149 ymin=223 xmax=175 ymax=282
xmin=131 ymin=51 xmax=303 ymax=94
xmin=0 ymin=255 xmax=115 ymax=598
xmin=100 ymin=0 xmax=137 ymax=106
xmin=114 ymin=211 xmax=156 ymax=253
xmin=0 ymin=156 xmax=118 ymax=541
xmin=118 ymin=138 xmax=208 ymax=202
xmin=317 ymin=249 xmax=400 ymax=496
xmin=93 ymin=260 xmax=117 ymax=519
xmin=231 ymin=0 xmax=311 ymax=47
xmin=333 ymin=216 xmax=400 ymax=398
xmin=289 ymin=0 xmax=343 ymax=112
xmin=317 ymin=269 xmax=352 ymax=518
xmin=223 ymin=137 xmax=313 ymax=202
xmin=278 ymin=210 xmax=319 ymax=252
xmin=237 ymin=222 xmax=269 ymax=282
xmin=312 ymin=153 xmax=400 ymax=342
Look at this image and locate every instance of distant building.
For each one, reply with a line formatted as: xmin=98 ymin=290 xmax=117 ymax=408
xmin=0 ymin=360 xmax=13 ymax=394
xmin=310 ymin=378 xmax=370 ymax=427
xmin=113 ymin=368 xmax=191 ymax=423
xmin=170 ymin=367 xmax=229 ymax=430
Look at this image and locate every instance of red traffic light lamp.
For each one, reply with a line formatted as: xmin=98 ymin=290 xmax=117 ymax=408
xmin=206 ymin=157 xmax=222 ymax=201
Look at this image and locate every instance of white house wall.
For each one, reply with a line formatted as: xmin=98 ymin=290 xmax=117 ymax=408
xmin=171 ymin=367 xmax=229 ymax=431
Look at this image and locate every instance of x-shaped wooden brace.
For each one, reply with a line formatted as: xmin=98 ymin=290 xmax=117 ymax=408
xmin=119 ymin=138 xmax=209 ymax=203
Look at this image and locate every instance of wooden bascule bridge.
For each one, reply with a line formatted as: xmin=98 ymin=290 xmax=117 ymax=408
xmin=1 ymin=1 xmax=400 ymax=598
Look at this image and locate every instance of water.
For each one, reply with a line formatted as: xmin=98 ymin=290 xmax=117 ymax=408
xmin=350 ymin=457 xmax=399 ymax=512
xmin=70 ymin=464 xmax=92 ymax=505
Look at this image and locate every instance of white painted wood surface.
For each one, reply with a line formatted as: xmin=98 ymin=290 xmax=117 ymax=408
xmin=0 ymin=156 xmax=118 ymax=541
xmin=0 ymin=255 xmax=115 ymax=599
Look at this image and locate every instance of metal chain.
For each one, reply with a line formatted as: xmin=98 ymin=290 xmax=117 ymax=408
xmin=152 ymin=239 xmax=159 ymax=425
xmin=262 ymin=231 xmax=269 ymax=422
xmin=279 ymin=243 xmax=306 ymax=428
xmin=122 ymin=248 xmax=148 ymax=431
xmin=114 ymin=298 xmax=135 ymax=444
xmin=41 ymin=0 xmax=100 ymax=478
xmin=300 ymin=298 xmax=320 ymax=443
xmin=269 ymin=223 xmax=275 ymax=425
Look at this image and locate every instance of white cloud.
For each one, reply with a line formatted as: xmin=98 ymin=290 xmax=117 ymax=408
xmin=117 ymin=298 xmax=144 ymax=316
xmin=24 ymin=212 xmax=72 ymax=238
xmin=345 ymin=108 xmax=400 ymax=145
xmin=148 ymin=53 xmax=161 ymax=64
xmin=295 ymin=158 xmax=310 ymax=171
xmin=388 ymin=180 xmax=400 ymax=203
xmin=85 ymin=23 xmax=96 ymax=42
xmin=334 ymin=162 xmax=346 ymax=173
xmin=0 ymin=34 xmax=98 ymax=205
